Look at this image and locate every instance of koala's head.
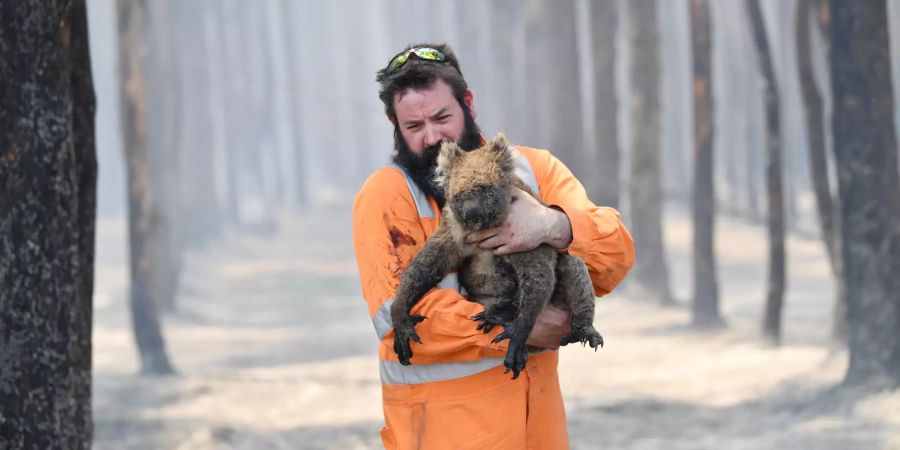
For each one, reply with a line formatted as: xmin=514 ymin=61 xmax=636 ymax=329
xmin=435 ymin=133 xmax=517 ymax=231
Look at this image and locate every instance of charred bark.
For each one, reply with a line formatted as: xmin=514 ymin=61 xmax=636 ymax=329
xmin=796 ymin=0 xmax=847 ymax=342
xmin=589 ymin=0 xmax=621 ymax=208
xmin=627 ymin=0 xmax=674 ymax=305
xmin=746 ymin=0 xmax=786 ymax=345
xmin=145 ymin=0 xmax=182 ymax=310
xmin=689 ymin=0 xmax=724 ymax=328
xmin=489 ymin=0 xmax=528 ymax=143
xmin=117 ymin=0 xmax=175 ymax=375
xmin=830 ymin=0 xmax=900 ymax=389
xmin=174 ymin=0 xmax=222 ymax=248
xmin=281 ymin=0 xmax=309 ymax=208
xmin=525 ymin=0 xmax=585 ymax=175
xmin=0 ymin=1 xmax=95 ymax=446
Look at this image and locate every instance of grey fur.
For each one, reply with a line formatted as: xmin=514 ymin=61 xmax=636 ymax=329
xmin=391 ymin=134 xmax=603 ymax=379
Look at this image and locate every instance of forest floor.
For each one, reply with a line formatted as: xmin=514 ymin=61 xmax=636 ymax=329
xmin=92 ymin=201 xmax=900 ymax=450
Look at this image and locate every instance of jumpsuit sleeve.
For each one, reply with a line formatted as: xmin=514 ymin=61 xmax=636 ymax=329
xmin=527 ymin=148 xmax=635 ymax=297
xmin=352 ymin=169 xmax=508 ymax=365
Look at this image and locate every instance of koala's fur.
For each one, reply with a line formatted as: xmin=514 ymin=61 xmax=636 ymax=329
xmin=390 ymin=133 xmax=603 ymax=379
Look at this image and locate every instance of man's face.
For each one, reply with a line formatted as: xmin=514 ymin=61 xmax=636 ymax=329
xmin=393 ymin=79 xmax=474 ymax=155
xmin=390 ymin=79 xmax=481 ymax=207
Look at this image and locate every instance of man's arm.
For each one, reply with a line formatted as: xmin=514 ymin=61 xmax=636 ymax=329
xmin=352 ymin=168 xmax=509 ymax=365
xmin=532 ymin=149 xmax=635 ymax=296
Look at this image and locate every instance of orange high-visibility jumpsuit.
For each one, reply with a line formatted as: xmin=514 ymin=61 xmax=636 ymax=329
xmin=352 ymin=145 xmax=634 ymax=450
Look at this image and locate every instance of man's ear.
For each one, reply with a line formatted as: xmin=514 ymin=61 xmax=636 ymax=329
xmin=464 ymin=90 xmax=476 ymax=120
xmin=387 ymin=114 xmax=397 ymax=125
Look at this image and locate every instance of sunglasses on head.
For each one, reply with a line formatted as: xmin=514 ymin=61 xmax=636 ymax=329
xmin=386 ymin=47 xmax=447 ymax=74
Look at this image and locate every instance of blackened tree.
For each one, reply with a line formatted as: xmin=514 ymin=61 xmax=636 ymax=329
xmin=829 ymin=0 xmax=900 ymax=389
xmin=689 ymin=0 xmax=724 ymax=328
xmin=0 ymin=1 xmax=96 ymax=446
xmin=627 ymin=0 xmax=674 ymax=305
xmin=118 ymin=0 xmax=176 ymax=375
xmin=746 ymin=0 xmax=787 ymax=345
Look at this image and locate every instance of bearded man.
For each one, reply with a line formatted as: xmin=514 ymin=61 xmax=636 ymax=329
xmin=352 ymin=43 xmax=634 ymax=450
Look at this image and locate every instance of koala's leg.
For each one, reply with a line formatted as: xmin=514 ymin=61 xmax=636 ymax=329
xmin=390 ymin=228 xmax=460 ymax=365
xmin=492 ymin=248 xmax=557 ymax=379
xmin=555 ymin=255 xmax=604 ymax=350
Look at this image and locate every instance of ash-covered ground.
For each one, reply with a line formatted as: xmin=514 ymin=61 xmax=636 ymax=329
xmin=92 ymin=204 xmax=900 ymax=450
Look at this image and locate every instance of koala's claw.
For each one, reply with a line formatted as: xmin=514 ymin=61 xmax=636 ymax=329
xmin=392 ymin=315 xmax=427 ymax=365
xmin=491 ymin=328 xmax=512 ymax=344
xmin=560 ymin=326 xmax=604 ymax=350
xmin=472 ymin=309 xmax=509 ymax=333
xmin=503 ymin=337 xmax=529 ymax=379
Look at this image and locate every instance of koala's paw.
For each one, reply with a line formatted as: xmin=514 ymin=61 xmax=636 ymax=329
xmin=503 ymin=336 xmax=529 ymax=380
xmin=470 ymin=311 xmax=494 ymax=333
xmin=471 ymin=307 xmax=510 ymax=333
xmin=560 ymin=325 xmax=604 ymax=350
xmin=491 ymin=324 xmax=528 ymax=379
xmin=392 ymin=315 xmax=426 ymax=365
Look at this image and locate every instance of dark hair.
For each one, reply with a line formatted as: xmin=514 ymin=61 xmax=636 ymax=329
xmin=376 ymin=43 xmax=469 ymax=119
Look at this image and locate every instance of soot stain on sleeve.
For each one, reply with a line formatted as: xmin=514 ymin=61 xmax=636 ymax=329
xmin=383 ymin=212 xmax=418 ymax=288
xmin=389 ymin=227 xmax=417 ymax=247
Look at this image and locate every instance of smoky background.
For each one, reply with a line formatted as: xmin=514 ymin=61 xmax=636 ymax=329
xmin=73 ymin=0 xmax=900 ymax=448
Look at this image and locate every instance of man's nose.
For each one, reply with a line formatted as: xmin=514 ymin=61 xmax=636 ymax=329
xmin=423 ymin=126 xmax=443 ymax=147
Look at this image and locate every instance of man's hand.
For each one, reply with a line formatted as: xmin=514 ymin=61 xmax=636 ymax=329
xmin=525 ymin=304 xmax=571 ymax=350
xmin=464 ymin=188 xmax=573 ymax=255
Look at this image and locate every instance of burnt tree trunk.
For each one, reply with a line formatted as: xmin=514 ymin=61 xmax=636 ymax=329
xmin=282 ymin=0 xmax=309 ymax=208
xmin=0 ymin=1 xmax=96 ymax=446
xmin=830 ymin=0 xmax=900 ymax=389
xmin=525 ymin=0 xmax=585 ymax=174
xmin=219 ymin=0 xmax=245 ymax=224
xmin=490 ymin=0 xmax=528 ymax=143
xmin=174 ymin=0 xmax=222 ymax=248
xmin=796 ymin=0 xmax=846 ymax=342
xmin=627 ymin=0 xmax=674 ymax=305
xmin=118 ymin=0 xmax=175 ymax=375
xmin=146 ymin=0 xmax=182 ymax=310
xmin=690 ymin=0 xmax=723 ymax=328
xmin=746 ymin=0 xmax=787 ymax=345
xmin=589 ymin=0 xmax=620 ymax=208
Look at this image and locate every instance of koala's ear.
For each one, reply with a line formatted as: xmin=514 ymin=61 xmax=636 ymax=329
xmin=490 ymin=133 xmax=516 ymax=175
xmin=435 ymin=140 xmax=463 ymax=187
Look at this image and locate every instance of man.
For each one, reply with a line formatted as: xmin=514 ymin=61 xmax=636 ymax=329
xmin=352 ymin=43 xmax=634 ymax=449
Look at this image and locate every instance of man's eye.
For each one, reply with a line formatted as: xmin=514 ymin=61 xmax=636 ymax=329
xmin=407 ymin=124 xmax=421 ymax=131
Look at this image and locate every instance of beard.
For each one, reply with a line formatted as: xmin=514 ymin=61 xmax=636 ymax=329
xmin=392 ymin=106 xmax=482 ymax=209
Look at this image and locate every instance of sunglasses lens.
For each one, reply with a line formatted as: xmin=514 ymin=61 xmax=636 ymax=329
xmin=389 ymin=53 xmax=408 ymax=72
xmin=386 ymin=48 xmax=446 ymax=73
xmin=414 ymin=48 xmax=444 ymax=61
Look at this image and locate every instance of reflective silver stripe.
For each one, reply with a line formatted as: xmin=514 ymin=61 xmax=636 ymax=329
xmin=372 ymin=274 xmax=464 ymax=341
xmin=511 ymin=146 xmax=540 ymax=196
xmin=373 ymin=299 xmax=394 ymax=341
xmin=380 ymin=357 xmax=505 ymax=385
xmin=392 ymin=164 xmax=435 ymax=218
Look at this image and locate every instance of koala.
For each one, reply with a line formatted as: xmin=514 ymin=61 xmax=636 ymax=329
xmin=390 ymin=133 xmax=603 ymax=379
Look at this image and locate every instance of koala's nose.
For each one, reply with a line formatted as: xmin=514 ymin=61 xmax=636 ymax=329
xmin=463 ymin=204 xmax=488 ymax=228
